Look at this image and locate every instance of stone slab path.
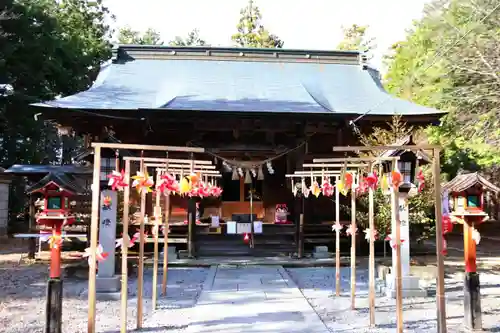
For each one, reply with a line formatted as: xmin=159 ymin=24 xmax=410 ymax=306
xmin=186 ymin=265 xmax=330 ymax=333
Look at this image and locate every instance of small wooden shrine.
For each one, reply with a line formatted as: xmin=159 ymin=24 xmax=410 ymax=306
xmin=442 ymin=172 xmax=500 ymax=331
xmin=28 ymin=172 xmax=86 ymax=227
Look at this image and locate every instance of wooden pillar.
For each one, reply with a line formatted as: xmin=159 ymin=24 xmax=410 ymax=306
xmin=187 ymin=197 xmax=196 ymax=258
xmin=297 ymin=195 xmax=304 ymax=259
xmin=87 ymin=145 xmax=101 ymax=333
xmin=368 ymin=176 xmax=376 ymax=326
xmin=120 ymin=160 xmax=130 ymax=333
xmin=392 ymin=161 xmax=403 ymax=333
xmin=335 ymin=177 xmax=341 ymax=296
xmin=350 ymin=188 xmax=356 ymax=310
xmin=162 ymin=194 xmax=170 ymax=295
xmin=239 ymin=176 xmax=244 ymax=202
xmin=28 ymin=195 xmax=36 ymax=259
xmin=432 ymin=148 xmax=447 ymax=333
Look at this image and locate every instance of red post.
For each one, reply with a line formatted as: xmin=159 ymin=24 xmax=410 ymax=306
xmin=463 ymin=221 xmax=476 ymax=273
xmin=49 ymin=223 xmax=62 ymax=278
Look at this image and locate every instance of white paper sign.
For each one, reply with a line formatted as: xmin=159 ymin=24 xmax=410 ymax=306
xmin=253 ymin=221 xmax=263 ymax=234
xmin=211 ymin=215 xmax=220 ymax=227
xmin=237 ymin=223 xmax=251 ymax=234
xmin=227 ymin=221 xmax=237 ymax=234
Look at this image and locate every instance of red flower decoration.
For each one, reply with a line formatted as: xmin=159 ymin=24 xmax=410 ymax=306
xmin=365 ymin=171 xmax=378 ymax=190
xmin=321 ymin=177 xmax=334 ymax=197
xmin=417 ymin=169 xmax=425 ymax=192
xmin=157 ymin=173 xmax=179 ymax=195
xmin=107 ymin=170 xmax=128 ymax=191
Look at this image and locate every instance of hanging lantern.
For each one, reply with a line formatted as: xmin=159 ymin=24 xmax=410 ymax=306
xmin=232 ymin=168 xmax=239 ymax=180
xmin=244 ymin=169 xmax=252 ymax=184
xmin=257 ymin=165 xmax=264 ymax=180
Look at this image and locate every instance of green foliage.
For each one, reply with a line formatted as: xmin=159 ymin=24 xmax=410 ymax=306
xmin=117 ymin=26 xmax=163 ymax=45
xmin=232 ymin=0 xmax=283 ymax=48
xmin=169 ymin=29 xmax=208 ymax=47
xmin=1 ymin=0 xmax=112 ymax=213
xmin=337 ymin=24 xmax=376 ymax=59
xmin=384 ymin=0 xmax=500 ymax=176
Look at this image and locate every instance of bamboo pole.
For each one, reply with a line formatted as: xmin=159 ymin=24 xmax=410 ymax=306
xmin=368 ymin=163 xmax=376 ymax=327
xmin=392 ymin=160 xmax=403 ymax=333
xmin=433 ymin=148 xmax=447 ymax=333
xmin=335 ymin=179 xmax=341 ymax=296
xmin=350 ymin=185 xmax=356 ymax=310
xmin=162 ymin=193 xmax=170 ymax=295
xmin=87 ymin=146 xmax=101 ymax=333
xmin=120 ymin=160 xmax=131 ymax=333
xmin=152 ymin=171 xmax=161 ymax=310
xmin=136 ymin=158 xmax=146 ymax=329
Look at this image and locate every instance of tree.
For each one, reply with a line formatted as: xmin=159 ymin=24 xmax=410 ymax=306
xmin=337 ymin=24 xmax=376 ymax=59
xmin=117 ymin=26 xmax=163 ymax=45
xmin=384 ymin=0 xmax=500 ymax=175
xmin=169 ymin=28 xmax=208 ymax=46
xmin=352 ymin=116 xmax=436 ymax=242
xmin=1 ymin=0 xmax=113 ymax=214
xmin=231 ymin=0 xmax=284 ymax=48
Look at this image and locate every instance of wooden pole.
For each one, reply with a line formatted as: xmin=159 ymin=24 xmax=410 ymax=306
xmin=136 ymin=158 xmax=146 ymax=329
xmin=432 ymin=148 xmax=447 ymax=333
xmin=392 ymin=160 xmax=403 ymax=333
xmin=335 ymin=179 xmax=341 ymax=296
xmin=87 ymin=146 xmax=101 ymax=333
xmin=152 ymin=172 xmax=161 ymax=310
xmin=120 ymin=160 xmax=130 ymax=333
xmin=331 ymin=144 xmax=440 ymax=152
xmin=350 ymin=186 xmax=356 ymax=310
xmin=91 ymin=142 xmax=204 ymax=153
xmin=162 ymin=194 xmax=170 ymax=295
xmin=187 ymin=153 xmax=195 ymax=258
xmin=368 ymin=163 xmax=376 ymax=326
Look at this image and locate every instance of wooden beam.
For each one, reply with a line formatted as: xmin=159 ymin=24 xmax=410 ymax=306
xmin=146 ymin=163 xmax=216 ymax=169
xmin=120 ymin=160 xmax=131 ymax=333
xmin=313 ymin=157 xmax=400 ymax=163
xmin=303 ymin=163 xmax=368 ymax=168
xmin=91 ymin=142 xmax=204 ymax=153
xmin=123 ymin=156 xmax=212 ymax=164
xmin=332 ymin=145 xmax=440 ymax=152
xmin=154 ymin=168 xmax=221 ymax=176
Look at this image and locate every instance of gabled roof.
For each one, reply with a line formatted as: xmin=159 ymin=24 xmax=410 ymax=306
xmin=27 ymin=172 xmax=87 ymax=195
xmin=442 ymin=172 xmax=500 ymax=194
xmin=32 ymin=45 xmax=443 ymax=116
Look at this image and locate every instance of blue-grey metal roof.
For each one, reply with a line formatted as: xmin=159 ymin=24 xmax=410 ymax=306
xmin=5 ymin=164 xmax=92 ymax=175
xmin=33 ymin=46 xmax=443 ymax=116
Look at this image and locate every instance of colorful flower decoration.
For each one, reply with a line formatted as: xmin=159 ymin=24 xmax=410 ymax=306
xmin=115 ymin=233 xmax=134 ymax=249
xmin=302 ymin=179 xmax=310 ymax=198
xmin=131 ymin=171 xmax=154 ymax=194
xmin=385 ymin=233 xmax=405 ymax=249
xmin=416 ymin=169 xmax=425 ymax=192
xmin=48 ymin=234 xmax=63 ymax=249
xmin=83 ymin=244 xmax=108 ymax=265
xmin=197 ymin=182 xmax=211 ymax=198
xmin=336 ymin=179 xmax=348 ymax=196
xmin=380 ymin=174 xmax=390 ymax=192
xmin=391 ymin=170 xmax=403 ymax=189
xmin=243 ymin=233 xmax=250 ymax=244
xmin=344 ymin=172 xmax=354 ymax=191
xmin=132 ymin=231 xmax=149 ymax=243
xmin=321 ymin=178 xmax=334 ymax=197
xmin=346 ymin=224 xmax=358 ymax=236
xmin=179 ymin=176 xmax=192 ymax=196
xmin=442 ymin=215 xmax=453 ymax=234
xmin=332 ymin=221 xmax=343 ymax=233
xmin=157 ymin=173 xmax=179 ymax=195
xmin=365 ymin=171 xmax=378 ymax=190
xmin=356 ymin=178 xmax=369 ymax=196
xmin=107 ymin=170 xmax=128 ymax=191
xmin=210 ymin=186 xmax=223 ymax=198
xmin=364 ymin=228 xmax=378 ymax=242
xmin=310 ymin=181 xmax=321 ymax=198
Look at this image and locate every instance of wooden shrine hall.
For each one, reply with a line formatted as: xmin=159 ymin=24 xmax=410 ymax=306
xmin=31 ymin=45 xmax=443 ymax=257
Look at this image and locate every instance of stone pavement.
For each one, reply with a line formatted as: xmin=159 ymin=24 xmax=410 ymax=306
xmin=185 ymin=265 xmax=330 ymax=333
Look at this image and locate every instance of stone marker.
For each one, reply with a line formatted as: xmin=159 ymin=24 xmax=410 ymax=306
xmin=96 ymin=190 xmax=120 ymax=298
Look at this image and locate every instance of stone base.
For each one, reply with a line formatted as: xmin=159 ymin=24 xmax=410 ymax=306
xmin=81 ymin=289 xmax=121 ymax=301
xmin=160 ymin=246 xmax=178 ymax=261
xmin=312 ymin=246 xmax=331 ymax=259
xmin=96 ymin=275 xmax=120 ymax=293
xmin=385 ymin=274 xmax=427 ymax=298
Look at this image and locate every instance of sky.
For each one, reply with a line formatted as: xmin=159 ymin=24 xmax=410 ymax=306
xmin=104 ymin=0 xmax=432 ymax=70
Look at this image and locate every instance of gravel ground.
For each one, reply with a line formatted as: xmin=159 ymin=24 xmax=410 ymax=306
xmin=287 ymin=267 xmax=500 ymax=333
xmin=0 ymin=262 xmax=208 ymax=333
